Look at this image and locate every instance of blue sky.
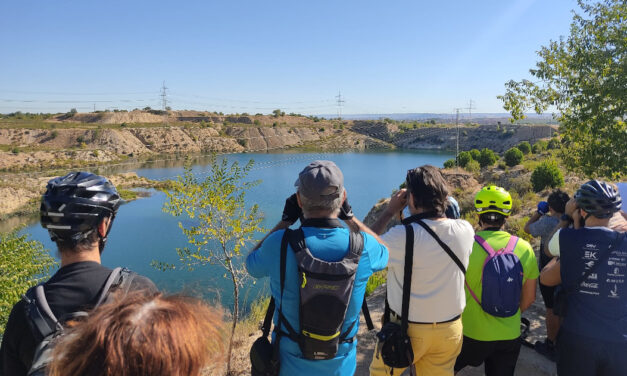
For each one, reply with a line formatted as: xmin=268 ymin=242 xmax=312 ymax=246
xmin=0 ymin=0 xmax=577 ymax=115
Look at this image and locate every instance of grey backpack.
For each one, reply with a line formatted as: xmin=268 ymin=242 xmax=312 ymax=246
xmin=23 ymin=267 xmax=135 ymax=376
xmin=276 ymin=225 xmax=370 ymax=360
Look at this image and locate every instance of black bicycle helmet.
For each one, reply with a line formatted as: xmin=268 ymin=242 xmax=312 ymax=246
xmin=574 ymin=180 xmax=622 ymax=219
xmin=40 ymin=172 xmax=121 ymax=244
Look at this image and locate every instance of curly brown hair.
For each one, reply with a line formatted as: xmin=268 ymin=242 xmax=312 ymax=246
xmin=48 ymin=292 xmax=226 ymax=376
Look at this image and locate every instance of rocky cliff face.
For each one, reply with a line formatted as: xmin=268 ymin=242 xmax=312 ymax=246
xmin=351 ymin=123 xmax=556 ymax=152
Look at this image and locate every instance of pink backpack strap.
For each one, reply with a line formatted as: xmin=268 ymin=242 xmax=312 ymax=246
xmin=503 ymin=236 xmax=519 ymax=254
xmin=474 ymin=234 xmax=495 ymax=257
xmin=465 ymin=280 xmax=481 ymax=306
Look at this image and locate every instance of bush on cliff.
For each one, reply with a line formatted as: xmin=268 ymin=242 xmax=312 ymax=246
xmin=531 ymin=160 xmax=564 ymax=192
xmin=504 ymin=147 xmax=524 ymax=167
xmin=517 ymin=141 xmax=531 ymax=155
xmin=478 ymin=148 xmax=497 ymax=167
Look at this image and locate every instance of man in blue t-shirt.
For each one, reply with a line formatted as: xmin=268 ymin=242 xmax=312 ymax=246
xmin=246 ymin=160 xmax=388 ymax=376
xmin=541 ymin=180 xmax=626 ymax=376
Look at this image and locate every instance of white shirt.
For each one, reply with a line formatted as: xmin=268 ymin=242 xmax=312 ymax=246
xmin=381 ymin=218 xmax=474 ymax=322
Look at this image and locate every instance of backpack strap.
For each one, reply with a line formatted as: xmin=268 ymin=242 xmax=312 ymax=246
xmin=503 ymin=236 xmax=519 ymax=254
xmin=474 ymin=234 xmax=496 ymax=257
xmin=23 ymin=285 xmax=61 ymax=340
xmin=271 ymin=229 xmax=290 ymax=366
xmin=94 ymin=267 xmax=122 ymax=307
xmin=400 ymin=224 xmax=414 ymax=335
xmin=414 ymin=220 xmax=466 ymax=273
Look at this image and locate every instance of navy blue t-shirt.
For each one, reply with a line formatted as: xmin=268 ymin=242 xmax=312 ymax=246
xmin=559 ymin=227 xmax=627 ymax=343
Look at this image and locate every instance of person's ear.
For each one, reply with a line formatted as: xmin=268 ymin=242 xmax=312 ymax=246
xmin=98 ymin=216 xmax=110 ymax=237
xmin=342 ymin=189 xmax=347 ymax=204
xmin=296 ymin=192 xmax=303 ymax=208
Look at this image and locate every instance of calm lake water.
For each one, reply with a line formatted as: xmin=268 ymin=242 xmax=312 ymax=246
xmin=20 ymin=150 xmax=453 ymax=311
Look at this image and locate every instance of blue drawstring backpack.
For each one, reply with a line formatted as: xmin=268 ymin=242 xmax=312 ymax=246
xmin=465 ymin=235 xmax=524 ymax=317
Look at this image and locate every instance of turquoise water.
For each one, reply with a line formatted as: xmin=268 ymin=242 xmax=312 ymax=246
xmin=22 ymin=150 xmax=453 ymax=311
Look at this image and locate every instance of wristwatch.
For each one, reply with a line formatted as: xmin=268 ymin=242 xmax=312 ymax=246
xmin=560 ymin=214 xmax=573 ymax=223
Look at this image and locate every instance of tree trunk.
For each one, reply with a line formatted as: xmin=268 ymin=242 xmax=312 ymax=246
xmin=225 ymin=259 xmax=239 ymax=376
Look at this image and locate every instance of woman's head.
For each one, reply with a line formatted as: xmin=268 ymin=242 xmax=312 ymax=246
xmin=49 ymin=292 xmax=225 ymax=376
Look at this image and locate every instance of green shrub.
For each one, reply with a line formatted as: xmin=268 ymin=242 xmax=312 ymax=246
xmin=532 ymin=139 xmax=548 ymax=153
xmin=547 ymin=138 xmax=560 ymax=150
xmin=478 ymin=148 xmax=497 ymax=167
xmin=497 ymin=161 xmax=507 ymax=170
xmin=469 ymin=149 xmax=481 ymax=160
xmin=517 ymin=141 xmax=531 ymax=154
xmin=1 ymin=231 xmax=57 ymax=335
xmin=531 ymin=160 xmax=564 ymax=192
xmin=366 ymin=270 xmax=387 ymax=296
xmin=11 ymin=147 xmax=19 ymax=155
xmin=457 ymin=151 xmax=473 ymax=167
xmin=504 ymin=147 xmax=523 ymax=167
xmin=464 ymin=159 xmax=480 ymax=173
xmin=443 ymin=159 xmax=456 ymax=168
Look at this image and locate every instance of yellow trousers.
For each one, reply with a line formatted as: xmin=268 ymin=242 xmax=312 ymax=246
xmin=369 ymin=317 xmax=463 ymax=376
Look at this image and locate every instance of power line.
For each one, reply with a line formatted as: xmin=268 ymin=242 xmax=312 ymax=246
xmin=467 ymin=99 xmax=476 ymax=120
xmin=335 ymin=91 xmax=345 ymax=120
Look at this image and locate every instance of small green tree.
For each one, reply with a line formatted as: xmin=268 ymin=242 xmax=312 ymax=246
xmin=531 ymin=160 xmax=565 ymax=192
xmin=504 ymin=147 xmax=524 ymax=167
xmin=478 ymin=148 xmax=498 ymax=167
xmin=547 ymin=138 xmax=561 ymax=150
xmin=469 ymin=149 xmax=481 ymax=161
xmin=532 ymin=140 xmax=548 ymax=153
xmin=158 ymin=156 xmax=264 ymax=374
xmin=443 ymin=159 xmax=456 ymax=168
xmin=272 ymin=109 xmax=285 ymax=118
xmin=499 ymin=0 xmax=626 ymax=177
xmin=457 ymin=151 xmax=473 ymax=168
xmin=1 ymin=230 xmax=57 ymax=335
xmin=517 ymin=141 xmax=531 ymax=155
xmin=464 ymin=159 xmax=481 ymax=173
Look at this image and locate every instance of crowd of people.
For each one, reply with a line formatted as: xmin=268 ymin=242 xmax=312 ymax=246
xmin=0 ymin=162 xmax=625 ymax=376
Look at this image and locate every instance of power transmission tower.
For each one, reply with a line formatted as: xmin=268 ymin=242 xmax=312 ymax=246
xmin=454 ymin=108 xmax=464 ymax=167
xmin=335 ymin=91 xmax=345 ymax=120
xmin=160 ymin=81 xmax=168 ymax=111
xmin=467 ymin=99 xmax=476 ymax=120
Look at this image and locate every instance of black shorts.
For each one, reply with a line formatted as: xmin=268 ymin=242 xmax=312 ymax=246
xmin=539 ymin=250 xmax=556 ymax=308
xmin=454 ymin=336 xmax=522 ymax=376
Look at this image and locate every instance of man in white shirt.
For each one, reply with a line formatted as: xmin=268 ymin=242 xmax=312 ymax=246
xmin=369 ymin=165 xmax=475 ymax=376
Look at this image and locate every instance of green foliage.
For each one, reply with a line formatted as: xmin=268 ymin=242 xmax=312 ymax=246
xmin=464 ymin=159 xmax=480 ymax=174
xmin=157 ymin=156 xmax=264 ymax=373
xmin=532 ymin=140 xmax=548 ymax=153
xmin=504 ymin=147 xmax=524 ymax=167
xmin=499 ymin=0 xmax=626 ymax=177
xmin=443 ymin=159 xmax=456 ymax=169
xmin=531 ymin=160 xmax=565 ymax=192
xmin=457 ymin=151 xmax=473 ymax=168
xmin=272 ymin=109 xmax=285 ymax=118
xmin=469 ymin=149 xmax=481 ymax=160
xmin=517 ymin=141 xmax=531 ymax=155
xmin=478 ymin=148 xmax=497 ymax=167
xmin=366 ymin=270 xmax=387 ymax=296
xmin=547 ymin=138 xmax=560 ymax=150
xmin=1 ymin=231 xmax=57 ymax=336
xmin=505 ymin=216 xmax=533 ymax=243
xmin=11 ymin=147 xmax=19 ymax=155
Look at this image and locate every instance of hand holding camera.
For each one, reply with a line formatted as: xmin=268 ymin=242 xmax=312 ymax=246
xmin=282 ymin=193 xmax=303 ymax=224
xmin=338 ymin=198 xmax=354 ymax=221
xmin=387 ymin=189 xmax=408 ymax=214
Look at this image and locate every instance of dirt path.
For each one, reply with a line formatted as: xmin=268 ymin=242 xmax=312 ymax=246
xmin=354 ymin=285 xmax=557 ymax=376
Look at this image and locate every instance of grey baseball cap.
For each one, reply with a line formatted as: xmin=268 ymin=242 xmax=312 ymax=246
xmin=294 ymin=160 xmax=344 ymax=200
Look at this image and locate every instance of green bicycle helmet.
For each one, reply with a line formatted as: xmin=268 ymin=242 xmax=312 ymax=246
xmin=474 ymin=185 xmax=513 ymax=216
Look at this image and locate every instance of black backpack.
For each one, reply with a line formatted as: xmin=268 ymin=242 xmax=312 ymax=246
xmin=251 ymin=220 xmax=374 ymax=372
xmin=23 ymin=267 xmax=136 ymax=376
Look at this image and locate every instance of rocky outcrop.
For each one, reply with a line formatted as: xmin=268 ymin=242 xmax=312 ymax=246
xmin=352 ymin=123 xmax=557 ymax=153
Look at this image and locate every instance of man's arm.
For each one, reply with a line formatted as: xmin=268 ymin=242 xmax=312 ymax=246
xmin=370 ymin=189 xmax=407 ymax=235
xmin=523 ymin=212 xmax=542 ymax=235
xmin=344 ymin=217 xmax=386 ymax=246
xmin=520 ymin=278 xmax=537 ymax=312
xmin=250 ymin=220 xmax=291 ymax=253
xmin=540 ymin=258 xmax=561 ymax=287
